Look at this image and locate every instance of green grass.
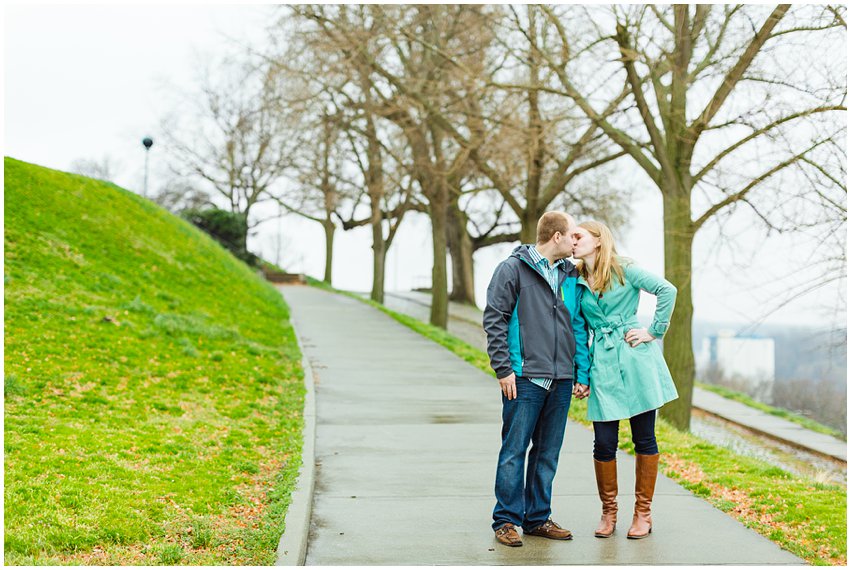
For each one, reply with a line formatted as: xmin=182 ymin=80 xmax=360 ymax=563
xmin=310 ymin=279 xmax=847 ymax=566
xmin=696 ymin=381 xmax=845 ymax=440
xmin=4 ymin=157 xmax=305 ymax=565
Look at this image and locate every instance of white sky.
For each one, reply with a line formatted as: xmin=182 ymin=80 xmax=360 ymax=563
xmin=4 ymin=4 xmax=847 ymax=330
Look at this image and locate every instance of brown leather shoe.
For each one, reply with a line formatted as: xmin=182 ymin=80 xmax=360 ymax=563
xmin=627 ymin=453 xmax=659 ymax=539
xmin=594 ymin=458 xmax=618 ymax=538
xmin=525 ymin=518 xmax=573 ymax=540
xmin=495 ymin=524 xmax=523 ymax=547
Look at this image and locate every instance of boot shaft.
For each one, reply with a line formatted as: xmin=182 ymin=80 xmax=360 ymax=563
xmin=593 ymin=458 xmax=618 ymax=512
xmin=634 ymin=453 xmax=659 ymax=512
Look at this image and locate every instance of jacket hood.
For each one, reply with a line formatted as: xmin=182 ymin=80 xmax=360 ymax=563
xmin=510 ymin=244 xmax=534 ymax=263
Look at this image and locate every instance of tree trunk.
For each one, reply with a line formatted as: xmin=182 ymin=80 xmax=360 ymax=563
xmin=519 ymin=209 xmax=539 ymax=244
xmin=371 ymin=215 xmax=386 ymax=304
xmin=447 ymin=196 xmax=476 ymax=305
xmin=659 ymin=189 xmax=695 ymax=431
xmin=322 ymin=218 xmax=335 ymax=284
xmin=524 ymin=6 xmax=545 ymax=247
xmin=429 ymin=191 xmax=449 ymax=329
xmin=238 ymin=210 xmax=251 ymax=261
xmin=363 ymin=106 xmax=386 ymax=304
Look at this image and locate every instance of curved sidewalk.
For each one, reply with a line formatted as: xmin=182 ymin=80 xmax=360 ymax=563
xmin=278 ymin=285 xmax=802 ymax=565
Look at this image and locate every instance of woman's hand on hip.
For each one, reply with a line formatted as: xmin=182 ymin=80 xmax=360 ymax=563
xmin=625 ymin=328 xmax=655 ymax=347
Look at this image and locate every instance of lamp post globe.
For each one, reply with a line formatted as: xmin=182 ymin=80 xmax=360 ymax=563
xmin=142 ymin=136 xmax=154 ymax=197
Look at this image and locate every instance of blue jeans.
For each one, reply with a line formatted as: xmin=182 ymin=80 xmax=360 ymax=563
xmin=492 ymin=377 xmax=573 ymax=531
xmin=592 ymin=409 xmax=658 ymax=462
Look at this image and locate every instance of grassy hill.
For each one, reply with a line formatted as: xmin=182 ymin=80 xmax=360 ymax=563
xmin=4 ymin=157 xmax=304 ymax=564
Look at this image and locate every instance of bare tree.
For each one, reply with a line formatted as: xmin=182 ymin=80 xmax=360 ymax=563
xmin=274 ymin=109 xmax=349 ymax=284
xmin=360 ymin=5 xmax=634 ymax=306
xmin=476 ymin=6 xmax=631 ymax=241
xmin=275 ymin=6 xmax=426 ymax=303
xmin=152 ymin=179 xmax=213 ymax=213
xmin=334 ymin=123 xmax=425 ymax=288
xmin=69 ymin=155 xmax=120 ymax=181
xmin=162 ymin=55 xmax=299 ymax=249
xmin=376 ymin=5 xmax=497 ymax=326
xmin=291 ymin=5 xmax=496 ymax=327
xmin=528 ymin=4 xmax=847 ymax=429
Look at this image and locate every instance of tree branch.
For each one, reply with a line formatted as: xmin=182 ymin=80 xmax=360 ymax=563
xmin=473 ymin=231 xmax=521 ymax=250
xmin=688 ymin=4 xmax=790 ymax=138
xmin=538 ymin=5 xmax=662 ymax=186
xmin=693 ymin=105 xmax=846 ymax=182
xmin=693 ymin=138 xmax=830 ymax=230
xmin=614 ymin=22 xmax=674 ymax=179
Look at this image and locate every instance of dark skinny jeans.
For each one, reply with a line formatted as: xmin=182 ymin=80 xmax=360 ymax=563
xmin=592 ymin=409 xmax=659 ymax=462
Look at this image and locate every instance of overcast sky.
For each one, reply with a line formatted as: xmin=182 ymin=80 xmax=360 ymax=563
xmin=4 ymin=4 xmax=846 ymax=331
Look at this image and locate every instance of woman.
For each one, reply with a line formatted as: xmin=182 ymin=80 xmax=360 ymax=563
xmin=570 ymin=220 xmax=678 ymax=540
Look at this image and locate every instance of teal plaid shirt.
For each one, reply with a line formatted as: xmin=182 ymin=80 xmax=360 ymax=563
xmin=525 ymin=245 xmax=565 ymax=391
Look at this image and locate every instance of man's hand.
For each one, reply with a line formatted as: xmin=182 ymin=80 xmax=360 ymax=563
xmin=498 ymin=373 xmax=517 ymax=400
xmin=625 ymin=328 xmax=655 ymax=348
xmin=573 ymin=383 xmax=590 ymax=399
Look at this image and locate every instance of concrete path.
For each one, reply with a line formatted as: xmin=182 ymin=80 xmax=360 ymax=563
xmin=385 ymin=290 xmax=847 ymax=463
xmin=692 ymin=390 xmax=846 ymax=462
xmin=384 ymin=291 xmax=489 ymax=352
xmin=281 ymin=285 xmax=802 ymax=565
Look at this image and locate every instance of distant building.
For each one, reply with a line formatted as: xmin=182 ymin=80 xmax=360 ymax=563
xmin=699 ymin=330 xmax=775 ymax=398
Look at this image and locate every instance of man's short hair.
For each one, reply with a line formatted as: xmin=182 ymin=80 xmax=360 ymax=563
xmin=536 ymin=211 xmax=570 ymax=244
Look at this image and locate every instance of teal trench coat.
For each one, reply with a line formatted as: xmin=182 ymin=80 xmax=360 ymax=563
xmin=578 ymin=259 xmax=679 ymax=422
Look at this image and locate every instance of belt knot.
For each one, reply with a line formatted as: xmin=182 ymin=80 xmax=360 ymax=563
xmin=595 ymin=316 xmax=631 ymax=350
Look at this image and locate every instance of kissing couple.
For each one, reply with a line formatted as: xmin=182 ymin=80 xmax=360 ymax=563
xmin=484 ymin=211 xmax=679 ymax=547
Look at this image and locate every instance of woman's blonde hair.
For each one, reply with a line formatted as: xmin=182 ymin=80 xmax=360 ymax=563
xmin=576 ymin=221 xmax=625 ymax=294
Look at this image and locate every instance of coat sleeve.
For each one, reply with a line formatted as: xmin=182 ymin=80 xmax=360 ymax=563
xmin=572 ymin=286 xmax=591 ymax=386
xmin=483 ymin=260 xmax=519 ymax=379
xmin=624 ymin=263 xmax=677 ymax=338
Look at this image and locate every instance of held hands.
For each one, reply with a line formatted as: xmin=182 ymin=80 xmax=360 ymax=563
xmin=498 ymin=372 xmax=517 ymax=400
xmin=625 ymin=328 xmax=655 ymax=347
xmin=499 ymin=375 xmax=591 ymax=400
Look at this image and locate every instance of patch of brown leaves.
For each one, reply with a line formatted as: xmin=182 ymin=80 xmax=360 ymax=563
xmin=664 ymin=455 xmax=775 ymax=525
xmin=49 ymin=544 xmax=154 ymax=565
xmin=662 ymin=454 xmax=846 ymax=565
xmin=216 ymin=456 xmax=284 ymax=531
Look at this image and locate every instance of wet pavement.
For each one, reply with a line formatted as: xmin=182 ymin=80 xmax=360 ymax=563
xmin=279 ymin=285 xmax=802 ymax=565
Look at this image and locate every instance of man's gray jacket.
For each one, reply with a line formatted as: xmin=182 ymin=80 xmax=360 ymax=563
xmin=483 ymin=245 xmax=590 ymax=385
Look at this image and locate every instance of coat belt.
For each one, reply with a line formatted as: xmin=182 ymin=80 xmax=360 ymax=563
xmin=593 ymin=316 xmax=638 ymax=350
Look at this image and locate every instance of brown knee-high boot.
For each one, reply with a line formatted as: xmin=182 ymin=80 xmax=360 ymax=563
xmin=627 ymin=453 xmax=659 ymax=539
xmin=593 ymin=459 xmax=618 ymax=538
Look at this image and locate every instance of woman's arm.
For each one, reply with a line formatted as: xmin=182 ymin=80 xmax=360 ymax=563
xmin=624 ymin=263 xmax=677 ymax=338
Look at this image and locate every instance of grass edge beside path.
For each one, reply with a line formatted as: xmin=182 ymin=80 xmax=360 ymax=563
xmin=307 ymin=279 xmax=846 ymax=566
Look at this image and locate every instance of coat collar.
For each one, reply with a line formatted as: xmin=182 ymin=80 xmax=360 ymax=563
xmin=577 ymin=273 xmax=592 ymax=290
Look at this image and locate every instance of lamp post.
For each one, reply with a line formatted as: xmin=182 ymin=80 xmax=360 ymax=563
xmin=142 ymin=136 xmax=153 ymax=197
xmin=276 ymin=200 xmax=283 ymax=268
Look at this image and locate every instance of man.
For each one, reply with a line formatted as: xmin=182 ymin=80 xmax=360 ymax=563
xmin=483 ymin=211 xmax=591 ymax=547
